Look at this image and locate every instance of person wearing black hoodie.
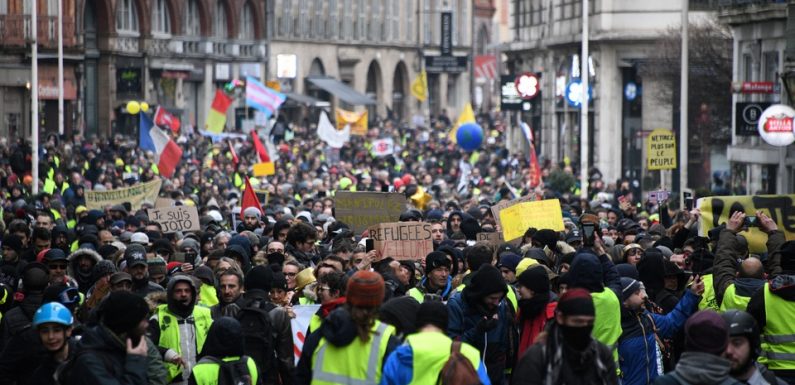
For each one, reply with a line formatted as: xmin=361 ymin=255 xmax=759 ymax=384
xmin=188 ymin=317 xmax=258 ymax=385
xmin=446 ymin=211 xmax=464 ymax=237
xmin=240 ymin=266 xmax=295 ymax=385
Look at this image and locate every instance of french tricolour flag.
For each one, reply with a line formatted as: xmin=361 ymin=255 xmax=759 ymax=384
xmin=245 ymin=76 xmax=286 ymax=120
xmin=139 ymin=113 xmax=183 ymax=178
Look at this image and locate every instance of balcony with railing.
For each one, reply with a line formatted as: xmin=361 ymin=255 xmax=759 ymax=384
xmin=0 ymin=14 xmax=76 ymax=48
xmin=718 ymin=0 xmax=788 ymax=24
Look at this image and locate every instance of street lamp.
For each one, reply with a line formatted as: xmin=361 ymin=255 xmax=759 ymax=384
xmin=781 ymin=70 xmax=795 ymax=104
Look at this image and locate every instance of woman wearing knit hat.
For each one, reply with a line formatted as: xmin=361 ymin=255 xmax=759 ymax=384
xmin=296 ymin=270 xmax=400 ymax=385
xmin=512 ymin=288 xmax=619 ymax=385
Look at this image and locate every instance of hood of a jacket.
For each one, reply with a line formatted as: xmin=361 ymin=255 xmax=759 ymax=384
xmin=321 ymin=307 xmax=359 ymax=347
xmin=201 ymin=317 xmax=244 ymax=358
xmin=768 ymin=274 xmax=795 ymax=301
xmin=567 ymin=251 xmax=603 ymax=292
xmin=637 ymin=251 xmax=665 ymax=299
xmin=67 ymin=248 xmax=102 ymax=284
xmin=734 ymin=277 xmax=765 ymax=297
xmin=459 ymin=215 xmax=481 ymax=241
xmin=166 ymin=275 xmax=197 ymax=316
xmin=446 ymin=211 xmax=464 ymax=235
xmin=674 ymin=351 xmax=733 ymax=384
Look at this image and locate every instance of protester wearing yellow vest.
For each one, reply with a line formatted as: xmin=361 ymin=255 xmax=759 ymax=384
xmin=148 ymin=275 xmax=213 ymax=384
xmin=407 ymin=252 xmax=453 ymax=303
xmin=381 ymin=301 xmax=492 ymax=385
xmin=715 ymin=211 xmax=782 ymax=312
xmin=188 ymin=317 xmax=258 ymax=385
xmin=296 ymin=271 xmax=399 ymax=385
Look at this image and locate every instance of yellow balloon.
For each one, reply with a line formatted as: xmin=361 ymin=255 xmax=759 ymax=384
xmin=126 ymin=100 xmax=141 ymax=115
xmin=140 ymin=102 xmax=149 ymax=112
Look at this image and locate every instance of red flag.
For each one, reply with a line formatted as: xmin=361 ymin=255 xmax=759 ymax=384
xmin=251 ymin=131 xmax=271 ymax=163
xmin=528 ymin=143 xmax=541 ymax=188
xmin=240 ymin=176 xmax=263 ymax=221
xmin=228 ymin=140 xmax=239 ymax=166
xmin=154 ymin=106 xmax=181 ymax=134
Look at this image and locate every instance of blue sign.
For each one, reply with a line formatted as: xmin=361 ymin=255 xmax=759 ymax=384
xmin=624 ymin=82 xmax=639 ymax=101
xmin=565 ymin=79 xmax=592 ymax=108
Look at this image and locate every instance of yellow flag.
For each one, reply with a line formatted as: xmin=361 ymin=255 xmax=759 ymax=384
xmin=336 ymin=109 xmax=368 ymax=136
xmin=411 ymin=70 xmax=428 ymax=102
xmin=449 ymin=102 xmax=476 ymax=143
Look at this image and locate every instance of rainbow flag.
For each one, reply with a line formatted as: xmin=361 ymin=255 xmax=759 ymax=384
xmin=206 ymin=89 xmax=233 ymax=133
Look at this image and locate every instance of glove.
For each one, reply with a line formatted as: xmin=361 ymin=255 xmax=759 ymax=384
xmin=476 ymin=316 xmax=498 ymax=333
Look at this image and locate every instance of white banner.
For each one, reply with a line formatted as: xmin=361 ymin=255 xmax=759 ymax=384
xmin=290 ymin=305 xmax=321 ymax=364
xmin=317 ymin=111 xmax=350 ymax=149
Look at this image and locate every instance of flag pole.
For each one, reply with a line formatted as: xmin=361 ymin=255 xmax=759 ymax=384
xmin=31 ymin=0 xmax=39 ymax=195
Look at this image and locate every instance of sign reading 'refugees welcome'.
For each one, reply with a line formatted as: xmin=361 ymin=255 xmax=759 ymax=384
xmin=367 ymin=221 xmax=433 ymax=261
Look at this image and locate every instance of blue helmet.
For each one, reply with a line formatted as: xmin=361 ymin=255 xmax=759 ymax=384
xmin=32 ymin=302 xmax=74 ymax=328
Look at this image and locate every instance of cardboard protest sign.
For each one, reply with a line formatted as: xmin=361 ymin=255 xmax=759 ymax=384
xmin=147 ymin=205 xmax=201 ymax=233
xmin=85 ymin=179 xmax=162 ymax=210
xmin=491 ymin=193 xmax=536 ymax=229
xmin=291 ymin=305 xmax=320 ymax=364
xmin=699 ymin=194 xmax=795 ymax=253
xmin=500 ymin=199 xmax=565 ymax=241
xmin=155 ymin=198 xmax=175 ymax=208
xmin=646 ymin=128 xmax=677 ymax=170
xmin=335 ymin=192 xmax=406 ymax=234
xmin=367 ymin=221 xmax=433 ymax=261
xmin=476 ymin=231 xmax=505 ymax=245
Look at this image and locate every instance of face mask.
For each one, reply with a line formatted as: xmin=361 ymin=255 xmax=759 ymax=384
xmin=518 ymin=294 xmax=549 ymax=320
xmin=560 ymin=324 xmax=594 ymax=351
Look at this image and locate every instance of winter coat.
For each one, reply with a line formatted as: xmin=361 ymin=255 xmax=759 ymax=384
xmin=652 ymin=352 xmax=741 ymax=385
xmin=67 ymin=248 xmax=102 ymax=293
xmin=618 ymin=290 xmax=700 ymax=385
xmin=66 ymin=325 xmax=149 ymax=385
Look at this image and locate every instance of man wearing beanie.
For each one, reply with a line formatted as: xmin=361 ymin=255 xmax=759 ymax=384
xmin=237 ymin=207 xmax=262 ymax=233
xmin=148 ymin=256 xmax=168 ymax=289
xmin=124 ymin=243 xmax=165 ymax=298
xmin=67 ymin=291 xmax=151 ymax=385
xmin=1 ymin=233 xmax=26 ymax=273
xmin=516 ymin=265 xmax=557 ymax=357
xmin=448 ymin=264 xmax=514 ymax=385
xmin=381 ymin=301 xmax=491 ymax=385
xmin=239 ymin=265 xmax=295 ymax=385
xmin=618 ymin=276 xmax=703 ymax=385
xmin=407 ymin=251 xmax=453 ymax=303
xmin=147 ymin=275 xmax=213 ymax=384
xmin=512 ymin=288 xmax=618 ymax=385
xmin=296 ymin=270 xmax=399 ymax=385
xmin=653 ymin=310 xmax=742 ymax=385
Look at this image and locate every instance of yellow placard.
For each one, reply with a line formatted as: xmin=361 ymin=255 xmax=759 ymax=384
xmin=336 ymin=109 xmax=368 ymax=136
xmin=500 ymin=199 xmax=565 ymax=241
xmin=253 ymin=162 xmax=275 ymax=176
xmin=699 ymin=194 xmax=795 ymax=253
xmin=646 ymin=128 xmax=677 ymax=170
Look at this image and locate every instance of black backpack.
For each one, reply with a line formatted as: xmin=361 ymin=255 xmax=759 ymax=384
xmin=198 ymin=355 xmax=252 ymax=385
xmin=235 ymin=298 xmax=276 ymax=383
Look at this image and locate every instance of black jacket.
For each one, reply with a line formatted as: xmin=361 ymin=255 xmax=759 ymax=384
xmin=66 ymin=325 xmax=148 ymax=385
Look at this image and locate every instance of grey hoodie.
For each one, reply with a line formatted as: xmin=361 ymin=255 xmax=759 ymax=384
xmin=673 ymin=352 xmax=741 ymax=385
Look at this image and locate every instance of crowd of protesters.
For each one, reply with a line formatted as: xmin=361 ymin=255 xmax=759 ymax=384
xmin=0 ymin=112 xmax=790 ymax=385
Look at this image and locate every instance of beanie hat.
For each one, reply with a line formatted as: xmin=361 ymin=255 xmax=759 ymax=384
xmin=516 ymin=265 xmax=550 ymax=294
xmin=379 ymin=296 xmax=420 ymax=335
xmin=2 ymin=234 xmax=22 ymax=254
xmin=244 ymin=265 xmax=272 ymax=292
xmin=685 ymin=310 xmax=729 ymax=356
xmin=533 ymin=229 xmax=559 ymax=251
xmin=620 ymin=277 xmax=643 ymax=302
xmin=101 ymin=291 xmax=150 ymax=335
xmin=97 ymin=244 xmax=119 ymax=260
xmin=243 ymin=206 xmax=262 ymax=220
xmin=148 ymin=256 xmax=167 ymax=277
xmin=415 ymin=300 xmax=449 ymax=331
xmin=21 ymin=263 xmax=50 ymax=292
xmin=43 ymin=248 xmax=67 ymax=262
xmin=346 ymin=270 xmax=385 ymax=308
xmin=465 ymin=265 xmax=509 ymax=299
xmin=615 ymin=263 xmax=639 ymax=279
xmin=556 ymin=288 xmax=595 ymax=317
xmin=179 ymin=238 xmax=201 ymax=252
xmin=425 ymin=251 xmax=451 ymax=272
xmin=194 ymin=265 xmax=215 ymax=285
xmin=497 ymin=253 xmax=522 ymax=273
xmin=92 ymin=260 xmax=118 ymax=282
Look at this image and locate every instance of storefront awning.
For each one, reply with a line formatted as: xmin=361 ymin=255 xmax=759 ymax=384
xmin=306 ymin=76 xmax=376 ymax=106
xmin=285 ymin=92 xmax=330 ymax=108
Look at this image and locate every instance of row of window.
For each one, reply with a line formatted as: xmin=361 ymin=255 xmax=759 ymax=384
xmin=513 ymin=0 xmax=598 ymax=30
xmin=116 ymin=0 xmax=257 ymax=40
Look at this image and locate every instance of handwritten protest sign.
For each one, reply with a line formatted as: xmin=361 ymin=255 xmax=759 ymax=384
xmin=155 ymin=198 xmax=175 ymax=208
xmin=477 ymin=232 xmax=505 ymax=245
xmin=500 ymin=199 xmax=565 ymax=241
xmin=86 ymin=179 xmax=162 ymax=210
xmin=699 ymin=194 xmax=795 ymax=253
xmin=335 ymin=192 xmax=406 ymax=234
xmin=148 ymin=205 xmax=200 ymax=233
xmin=491 ymin=193 xmax=536 ymax=229
xmin=646 ymin=128 xmax=677 ymax=170
xmin=291 ymin=305 xmax=320 ymax=364
xmin=367 ymin=221 xmax=433 ymax=261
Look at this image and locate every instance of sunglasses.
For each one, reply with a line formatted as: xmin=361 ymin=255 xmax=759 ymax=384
xmin=59 ymin=287 xmax=80 ymax=305
xmin=48 ymin=263 xmax=68 ymax=271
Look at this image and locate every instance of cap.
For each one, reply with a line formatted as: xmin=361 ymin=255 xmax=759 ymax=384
xmin=124 ymin=244 xmax=148 ymax=267
xmin=130 ymin=232 xmax=150 ymax=245
xmin=110 ymin=272 xmax=133 ymax=285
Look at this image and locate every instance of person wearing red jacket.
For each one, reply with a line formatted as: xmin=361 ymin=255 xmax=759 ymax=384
xmin=516 ymin=265 xmax=556 ymax=357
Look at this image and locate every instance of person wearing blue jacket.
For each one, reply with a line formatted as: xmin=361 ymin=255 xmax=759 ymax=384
xmin=381 ymin=301 xmax=491 ymax=385
xmin=447 ymin=264 xmax=516 ymax=385
xmin=618 ymin=276 xmax=704 ymax=385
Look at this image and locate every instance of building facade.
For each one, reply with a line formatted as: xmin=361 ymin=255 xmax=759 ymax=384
xmin=504 ymin=0 xmax=715 ymax=187
xmin=720 ymin=0 xmax=791 ymax=194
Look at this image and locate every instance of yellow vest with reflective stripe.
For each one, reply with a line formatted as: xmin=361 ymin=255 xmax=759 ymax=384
xmin=407 ymin=288 xmax=424 ymax=303
xmin=310 ymin=321 xmax=394 ymax=385
xmin=759 ymin=283 xmax=795 ymax=370
xmin=698 ymin=274 xmax=719 ymax=311
xmin=406 ymin=332 xmax=480 ymax=384
xmin=719 ymin=283 xmax=751 ymax=312
xmin=591 ymin=288 xmax=622 ymax=363
xmin=308 ymin=313 xmax=323 ymax=334
xmin=191 ymin=356 xmax=258 ymax=385
xmin=156 ymin=304 xmax=213 ymax=382
xmin=198 ymin=284 xmax=219 ymax=308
